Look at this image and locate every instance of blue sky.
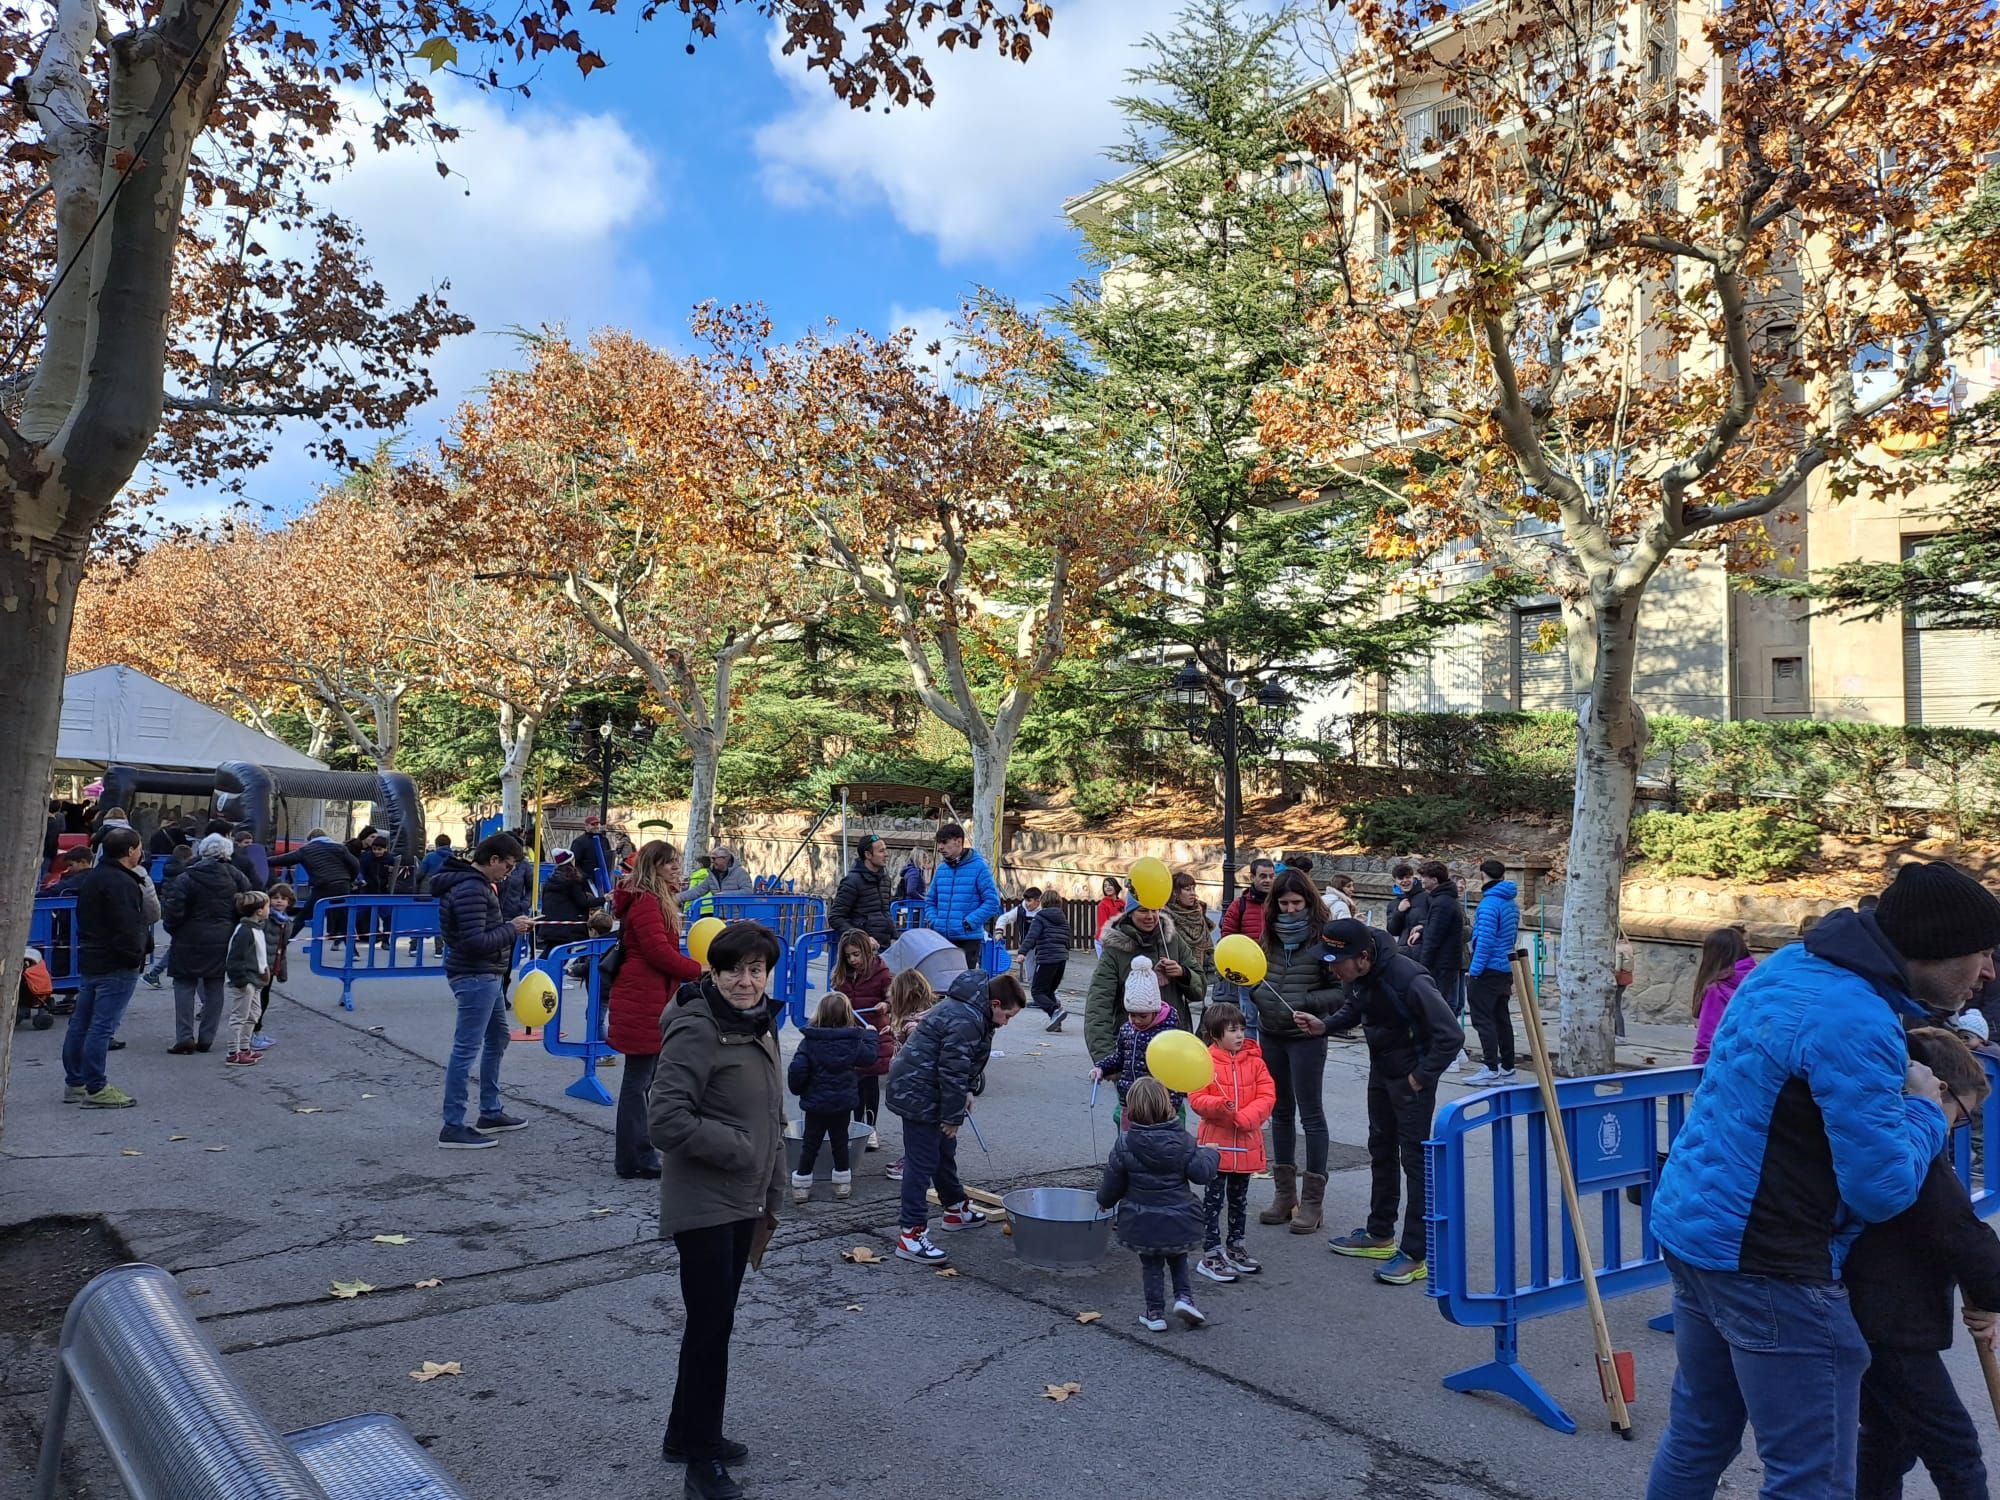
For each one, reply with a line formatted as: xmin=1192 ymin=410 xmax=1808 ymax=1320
xmin=157 ymin=0 xmax=1189 ymax=524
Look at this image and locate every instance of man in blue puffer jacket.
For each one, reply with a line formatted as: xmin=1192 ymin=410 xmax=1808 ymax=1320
xmin=1647 ymin=861 xmax=2000 ymax=1500
xmin=1463 ymin=859 xmax=1519 ymax=1084
xmin=922 ymin=823 xmax=1001 ymax=966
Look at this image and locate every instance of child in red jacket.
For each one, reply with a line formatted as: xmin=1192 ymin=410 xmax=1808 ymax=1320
xmin=1188 ymin=1001 xmax=1276 ymax=1283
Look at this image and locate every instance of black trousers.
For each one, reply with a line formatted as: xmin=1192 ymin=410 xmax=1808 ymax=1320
xmin=1202 ymin=1172 xmax=1250 ymax=1251
xmin=615 ymin=1053 xmax=659 ymax=1175
xmin=1031 ymin=958 xmax=1066 ymax=1016
xmin=1857 ymin=1345 xmax=1989 ymax=1499
xmin=666 ymin=1218 xmax=756 ymax=1457
xmin=1466 ymin=970 xmax=1516 ymax=1070
xmin=1366 ymin=1072 xmax=1439 ymax=1260
xmin=854 ymin=1076 xmax=879 ymax=1127
xmin=797 ymin=1110 xmax=851 ymax=1175
xmin=954 ymin=938 xmax=984 ymax=968
xmin=1266 ymin=1033 xmax=1330 ymax=1174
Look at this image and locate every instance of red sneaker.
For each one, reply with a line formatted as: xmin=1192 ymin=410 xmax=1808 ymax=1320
xmin=225 ymin=1050 xmax=262 ymax=1066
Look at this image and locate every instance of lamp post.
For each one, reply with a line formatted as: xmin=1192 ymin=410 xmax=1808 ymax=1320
xmin=566 ymin=713 xmax=656 ymax=831
xmin=1170 ymin=661 xmax=1294 ymax=908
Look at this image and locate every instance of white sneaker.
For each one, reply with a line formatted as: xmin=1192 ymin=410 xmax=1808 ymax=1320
xmin=1173 ymin=1296 xmax=1206 ymax=1327
xmin=1456 ymin=1051 xmax=1480 ymax=1072
xmin=1196 ymin=1252 xmax=1238 ymax=1284
xmin=790 ymin=1171 xmax=813 ymax=1204
xmin=865 ymin=1128 xmax=881 ymax=1152
xmin=939 ymin=1201 xmax=988 ymax=1231
xmin=1464 ymin=1067 xmax=1503 ymax=1086
xmin=1495 ymin=1068 xmax=1519 ymax=1083
xmin=895 ymin=1229 xmax=948 ymax=1264
xmin=1137 ymin=1311 xmax=1168 ymax=1332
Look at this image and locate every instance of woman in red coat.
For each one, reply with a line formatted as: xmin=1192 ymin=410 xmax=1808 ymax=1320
xmin=608 ymin=841 xmax=702 ymax=1179
xmin=831 ymin=929 xmax=893 ymax=1151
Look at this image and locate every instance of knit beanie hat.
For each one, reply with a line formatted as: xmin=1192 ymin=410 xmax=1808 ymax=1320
xmin=1875 ymin=862 xmax=2000 ymax=961
xmin=1124 ymin=955 xmax=1163 ymax=1014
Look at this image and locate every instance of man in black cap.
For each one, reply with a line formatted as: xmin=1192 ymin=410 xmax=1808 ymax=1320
xmin=1292 ymin=918 xmax=1464 ymax=1287
xmin=1647 ymin=862 xmax=2000 ymax=1500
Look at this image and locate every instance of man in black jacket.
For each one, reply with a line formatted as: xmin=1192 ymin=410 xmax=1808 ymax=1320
xmin=432 ymin=834 xmax=536 ymax=1150
xmin=270 ymin=828 xmax=360 ymax=941
xmin=1414 ymin=860 xmax=1465 ymax=1014
xmin=61 ymin=827 xmax=150 ymax=1108
xmin=829 ymin=834 xmax=896 ymax=949
xmin=1305 ymin=918 xmax=1465 ymax=1286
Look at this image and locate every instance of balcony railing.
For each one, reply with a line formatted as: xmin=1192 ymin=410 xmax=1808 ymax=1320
xmin=1401 ymin=98 xmax=1478 ymax=162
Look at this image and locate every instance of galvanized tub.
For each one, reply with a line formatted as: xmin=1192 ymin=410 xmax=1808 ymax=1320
xmin=1003 ymin=1187 xmax=1114 ymax=1269
xmin=784 ymin=1120 xmax=874 ymax=1180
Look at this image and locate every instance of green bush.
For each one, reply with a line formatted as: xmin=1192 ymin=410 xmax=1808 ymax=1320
xmin=1072 ymin=778 xmax=1134 ymax=825
xmin=1345 ymin=794 xmax=1476 ymax=849
xmin=1631 ymin=808 xmax=1820 ymax=882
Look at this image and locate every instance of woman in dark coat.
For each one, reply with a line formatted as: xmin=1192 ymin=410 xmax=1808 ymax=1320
xmin=162 ymin=834 xmax=251 ymax=1053
xmin=606 ymin=841 xmax=701 ymax=1179
xmin=539 ymin=852 xmax=605 ymax=954
xmin=1249 ymin=869 xmax=1340 ymax=1232
xmin=829 ymin=929 xmax=893 ymax=1148
xmin=649 ymin=921 xmax=788 ymax=1500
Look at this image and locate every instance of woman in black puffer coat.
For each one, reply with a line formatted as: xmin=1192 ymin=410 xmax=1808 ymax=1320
xmin=162 ymin=834 xmax=251 ymax=1053
xmin=1099 ymin=1078 xmax=1220 ymax=1328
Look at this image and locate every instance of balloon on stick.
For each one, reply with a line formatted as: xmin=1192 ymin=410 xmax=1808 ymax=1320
xmin=687 ymin=917 xmax=726 ymax=966
xmin=510 ymin=970 xmax=558 ymax=1030
xmin=1214 ymin=933 xmax=1268 ymax=986
xmin=1146 ymin=1029 xmax=1215 ymax=1093
xmin=1129 ymin=857 xmax=1172 ymax=911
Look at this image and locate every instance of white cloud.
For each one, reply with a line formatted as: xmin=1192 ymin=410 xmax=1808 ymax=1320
xmin=752 ymin=0 xmax=1182 ymax=263
xmin=143 ymin=85 xmax=664 ymax=524
xmin=887 ymin=302 xmax=960 ymax=382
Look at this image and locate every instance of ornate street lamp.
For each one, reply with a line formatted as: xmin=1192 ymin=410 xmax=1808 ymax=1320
xmin=1168 ymin=663 xmax=1293 ymax=907
xmin=568 ymin=713 xmax=655 ymax=831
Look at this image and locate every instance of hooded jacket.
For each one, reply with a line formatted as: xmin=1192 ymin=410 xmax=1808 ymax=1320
xmin=161 ymin=855 xmax=252 ymax=980
xmin=1416 ymin=880 xmax=1465 ymax=990
xmin=1083 ymin=911 xmax=1201 ymax=1059
xmin=924 ymin=848 xmax=1002 ymax=942
xmin=1097 ymin=1120 xmax=1220 ymax=1256
xmin=1651 ymin=910 xmax=1951 ymax=1280
xmin=649 ymin=978 xmax=787 ymax=1238
xmin=270 ymin=836 xmax=359 ymax=891
xmin=1323 ymin=928 xmax=1466 ymax=1085
xmin=1468 ymin=879 xmax=1520 ymax=975
xmin=1219 ymin=888 xmax=1268 ymax=944
xmin=607 ymin=886 xmax=702 ymax=1056
xmin=830 ymin=855 xmax=897 ymax=948
xmin=225 ymin=918 xmax=270 ymax=990
xmin=885 ymin=984 xmax=996 ymax=1126
xmin=74 ymin=860 xmax=150 ymax=975
xmin=1022 ymin=902 xmax=1073 ymax=968
xmin=1844 ymin=1151 xmax=2000 ymax=1352
xmin=1189 ymin=1041 xmax=1277 ymax=1173
xmin=679 ymin=860 xmax=753 ymax=917
xmin=787 ymin=1023 xmax=880 ymax=1116
xmin=432 ymin=858 xmax=519 ymax=980
xmin=1386 ymin=882 xmax=1428 ymax=944
xmin=1691 ymin=954 xmax=1757 ymax=1065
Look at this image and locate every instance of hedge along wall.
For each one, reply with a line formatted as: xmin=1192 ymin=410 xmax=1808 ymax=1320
xmin=1297 ymin=711 xmax=2000 ymax=843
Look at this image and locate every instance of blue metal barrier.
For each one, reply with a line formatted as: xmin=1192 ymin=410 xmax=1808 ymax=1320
xmin=521 ymin=937 xmax=619 ymax=1105
xmin=891 ymin=899 xmax=925 ymax=933
xmin=1425 ymin=1067 xmax=1701 ymax=1434
xmin=751 ymin=876 xmax=795 ymax=894
xmin=1950 ymin=1053 xmax=2000 ymax=1216
xmin=788 ymin=929 xmax=834 ymax=1030
xmin=146 ymin=855 xmax=169 ymax=884
xmin=29 ymin=896 xmax=80 ymax=992
xmin=304 ymin=896 xmax=445 ymax=1011
xmin=704 ymin=894 xmax=826 ymax=955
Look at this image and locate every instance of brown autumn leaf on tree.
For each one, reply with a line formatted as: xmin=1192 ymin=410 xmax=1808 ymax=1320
xmin=1256 ymin=0 xmax=2000 ymax=1073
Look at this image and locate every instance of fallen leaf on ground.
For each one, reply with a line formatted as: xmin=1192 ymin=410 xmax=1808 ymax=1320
xmin=841 ymin=1246 xmax=883 ymax=1264
xmin=935 ymin=1268 xmax=960 ymax=1278
xmin=120 ymin=1149 xmax=142 ymax=1157
xmin=590 ymin=1208 xmax=614 ymax=1216
xmin=1042 ymin=1382 xmax=1083 ymax=1403
xmin=204 ymin=1145 xmax=228 ymax=1153
xmin=414 ymin=1278 xmax=443 ymax=1289
xmin=295 ymin=1107 xmax=322 ymax=1115
xmin=370 ymin=1234 xmax=412 ymax=1245
xmin=169 ymin=1134 xmax=188 ymax=1142
xmin=185 ymin=1286 xmax=209 ymax=1297
xmin=1075 ymin=1311 xmax=1102 ymax=1325
xmin=844 ymin=1303 xmax=863 ymax=1312
xmin=361 ymin=1093 xmax=378 ymax=1099
xmin=329 ymin=1280 xmax=376 ymax=1299
xmin=408 ymin=1360 xmax=462 ymax=1382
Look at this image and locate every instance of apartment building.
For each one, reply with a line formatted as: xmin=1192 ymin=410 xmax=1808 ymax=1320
xmin=1065 ymin=0 xmax=1999 ymax=734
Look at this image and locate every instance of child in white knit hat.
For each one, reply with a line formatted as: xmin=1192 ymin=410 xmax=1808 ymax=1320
xmin=1090 ymin=956 xmax=1188 ymax=1126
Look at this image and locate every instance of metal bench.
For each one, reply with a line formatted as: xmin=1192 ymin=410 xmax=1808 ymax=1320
xmin=33 ymin=1263 xmax=467 ymax=1499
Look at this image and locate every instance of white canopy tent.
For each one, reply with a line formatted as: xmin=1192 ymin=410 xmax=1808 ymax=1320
xmin=57 ymin=667 xmax=324 ymax=774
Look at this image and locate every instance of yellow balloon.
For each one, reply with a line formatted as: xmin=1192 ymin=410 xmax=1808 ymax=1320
xmin=1129 ymin=857 xmax=1172 ymax=911
xmin=1145 ymin=1028 xmax=1215 ymax=1093
xmin=688 ymin=917 xmax=727 ymax=966
xmin=1214 ymin=933 xmax=1268 ymax=987
xmin=511 ymin=969 xmax=558 ymax=1030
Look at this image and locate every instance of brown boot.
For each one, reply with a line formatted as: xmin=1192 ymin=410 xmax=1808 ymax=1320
xmin=1258 ymin=1165 xmax=1297 ymax=1225
xmin=1290 ymin=1172 xmax=1328 ymax=1233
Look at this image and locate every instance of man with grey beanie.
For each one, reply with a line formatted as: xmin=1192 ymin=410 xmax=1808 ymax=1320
xmin=1647 ymin=861 xmax=2000 ymax=1499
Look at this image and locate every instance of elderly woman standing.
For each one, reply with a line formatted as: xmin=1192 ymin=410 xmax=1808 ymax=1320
xmin=162 ymin=833 xmax=251 ymax=1054
xmin=649 ymin=921 xmax=787 ymax=1500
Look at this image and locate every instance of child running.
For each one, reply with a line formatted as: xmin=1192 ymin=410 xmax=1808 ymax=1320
xmin=1188 ymin=1002 xmax=1275 ymax=1283
xmin=222 ymin=891 xmax=272 ymax=1066
xmin=1091 ymin=956 xmax=1187 ymax=1124
xmin=787 ymin=991 xmax=878 ymax=1202
xmin=881 ymin=969 xmax=938 ymax=1183
xmin=1098 ymin=1077 xmax=1220 ymax=1330
xmin=1844 ymin=1026 xmax=2000 ymax=1499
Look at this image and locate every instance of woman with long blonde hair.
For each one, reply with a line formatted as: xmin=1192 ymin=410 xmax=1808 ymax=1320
xmin=607 ymin=839 xmax=701 ymax=1179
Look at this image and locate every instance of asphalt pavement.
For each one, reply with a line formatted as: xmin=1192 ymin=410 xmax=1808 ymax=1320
xmin=0 ymin=949 xmax=1983 ymax=1498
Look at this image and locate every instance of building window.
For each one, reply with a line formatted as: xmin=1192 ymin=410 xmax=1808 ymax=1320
xmin=1770 ymin=656 xmax=1806 ymax=712
xmin=1902 ymin=537 xmax=2000 ymax=729
xmin=1515 ymin=606 xmax=1573 ymax=712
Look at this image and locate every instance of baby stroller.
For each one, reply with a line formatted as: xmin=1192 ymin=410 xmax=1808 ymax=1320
xmin=16 ymin=947 xmax=56 ymax=1029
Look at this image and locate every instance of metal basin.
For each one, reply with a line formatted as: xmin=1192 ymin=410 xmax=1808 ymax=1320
xmin=1002 ymin=1187 xmax=1114 ymax=1269
xmin=784 ymin=1120 xmax=874 ymax=1180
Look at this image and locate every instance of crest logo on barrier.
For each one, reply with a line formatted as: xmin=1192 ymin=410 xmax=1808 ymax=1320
xmin=1595 ymin=1110 xmax=1622 ymax=1160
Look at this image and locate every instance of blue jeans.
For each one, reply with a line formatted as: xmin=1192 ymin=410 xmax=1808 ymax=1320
xmin=442 ymin=974 xmax=509 ymax=1128
xmin=62 ymin=971 xmax=140 ymax=1092
xmin=1647 ymin=1253 xmax=1871 ymax=1499
xmin=899 ymin=1120 xmax=964 ymax=1231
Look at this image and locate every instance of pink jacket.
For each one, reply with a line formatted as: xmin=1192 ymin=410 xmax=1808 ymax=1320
xmin=1692 ymin=956 xmax=1757 ymax=1065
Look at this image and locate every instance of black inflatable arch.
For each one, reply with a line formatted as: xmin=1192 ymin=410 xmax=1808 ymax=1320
xmin=213 ymin=762 xmax=425 ymax=859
